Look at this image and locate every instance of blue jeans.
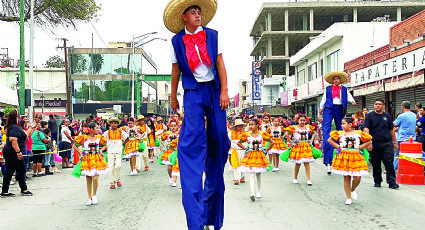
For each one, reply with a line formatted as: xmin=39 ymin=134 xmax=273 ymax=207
xmin=24 ymin=148 xmax=31 ymax=173
xmin=394 ymin=141 xmax=403 ymax=171
xmin=43 ymin=150 xmax=52 ymax=167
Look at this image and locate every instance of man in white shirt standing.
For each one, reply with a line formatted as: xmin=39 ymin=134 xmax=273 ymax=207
xmin=319 ymin=71 xmax=356 ymax=174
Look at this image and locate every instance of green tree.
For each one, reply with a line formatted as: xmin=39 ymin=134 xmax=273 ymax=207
xmin=71 ymin=54 xmax=87 ymax=74
xmin=44 ymin=55 xmax=65 ymax=68
xmin=0 ymin=0 xmax=100 ymax=28
xmin=89 ymin=54 xmax=103 ymax=74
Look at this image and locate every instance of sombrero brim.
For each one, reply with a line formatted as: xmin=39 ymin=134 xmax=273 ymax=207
xmin=234 ymin=123 xmax=247 ymax=127
xmin=107 ymin=119 xmax=121 ymax=124
xmin=163 ymin=0 xmax=217 ymax=34
xmin=325 ymin=71 xmax=348 ymax=84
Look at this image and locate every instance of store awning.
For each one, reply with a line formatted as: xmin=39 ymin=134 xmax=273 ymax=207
xmin=0 ymin=84 xmax=19 ymax=107
xmin=353 ymin=81 xmax=385 ymax=97
xmin=385 ymin=74 xmax=424 ymax=92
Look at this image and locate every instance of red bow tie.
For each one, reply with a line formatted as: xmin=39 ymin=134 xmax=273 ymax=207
xmin=331 ymin=85 xmax=342 ymax=99
xmin=183 ymin=30 xmax=212 ymax=73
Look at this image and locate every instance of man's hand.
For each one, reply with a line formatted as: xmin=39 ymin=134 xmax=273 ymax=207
xmin=393 ymin=143 xmax=399 ymax=151
xmin=352 ymin=101 xmax=357 ymax=106
xmin=220 ymin=91 xmax=230 ymax=110
xmin=319 ymin=109 xmax=323 ymax=115
xmin=367 ymin=144 xmax=373 ymax=151
xmin=170 ymin=98 xmax=180 ymax=113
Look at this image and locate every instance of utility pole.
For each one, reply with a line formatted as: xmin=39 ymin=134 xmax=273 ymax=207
xmin=19 ymin=0 xmax=25 ymax=114
xmin=57 ymin=38 xmax=71 ymax=116
xmin=29 ymin=0 xmax=35 ymax=121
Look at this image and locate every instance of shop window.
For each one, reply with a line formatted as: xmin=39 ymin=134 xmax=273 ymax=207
xmin=308 ymin=63 xmax=317 ymax=81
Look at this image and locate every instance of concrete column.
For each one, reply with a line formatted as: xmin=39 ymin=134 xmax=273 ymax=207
xmin=267 ymin=13 xmax=272 ymax=31
xmin=343 ymin=15 xmax=348 ymax=22
xmin=309 ymin=9 xmax=314 ymax=31
xmin=303 ymin=14 xmax=308 ymax=31
xmin=285 ymin=36 xmax=289 ymax=57
xmin=267 ymin=37 xmax=272 ymax=57
xmin=286 ymin=60 xmax=290 ymax=77
xmin=353 ymin=8 xmax=358 ymax=23
xmin=285 ymin=9 xmax=289 ymax=31
xmin=397 ymin=7 xmax=402 ymax=22
xmin=268 ymin=63 xmax=273 ymax=78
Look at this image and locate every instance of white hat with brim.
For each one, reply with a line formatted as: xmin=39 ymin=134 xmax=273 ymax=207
xmin=163 ymin=0 xmax=218 ymax=34
xmin=325 ymin=71 xmax=348 ymax=84
xmin=233 ymin=118 xmax=247 ymax=127
xmin=107 ymin=117 xmax=121 ymax=125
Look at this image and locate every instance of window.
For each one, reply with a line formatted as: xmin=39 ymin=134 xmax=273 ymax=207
xmin=326 ymin=50 xmax=340 ymax=73
xmin=297 ymin=69 xmax=305 ymax=86
xmin=308 ymin=63 xmax=317 ymax=81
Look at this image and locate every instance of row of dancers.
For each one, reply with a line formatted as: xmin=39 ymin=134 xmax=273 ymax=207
xmin=72 ymin=113 xmax=371 ymax=206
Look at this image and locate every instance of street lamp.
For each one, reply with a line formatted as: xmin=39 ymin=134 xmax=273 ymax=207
xmin=131 ymin=34 xmax=167 ymax=118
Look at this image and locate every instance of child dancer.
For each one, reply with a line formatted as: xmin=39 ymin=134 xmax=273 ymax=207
xmin=159 ymin=119 xmax=179 ymax=185
xmin=101 ymin=117 xmax=129 ymax=189
xmin=146 ymin=118 xmax=157 ymax=163
xmin=238 ymin=118 xmax=274 ymax=201
xmin=73 ymin=122 xmax=108 ymax=205
xmin=121 ymin=118 xmax=143 ymax=175
xmin=267 ymin=117 xmax=287 ymax=172
xmin=284 ymin=114 xmax=316 ymax=186
xmin=261 ymin=113 xmax=272 ymax=132
xmin=228 ymin=118 xmax=246 ymax=185
xmin=328 ymin=117 xmax=372 ymax=205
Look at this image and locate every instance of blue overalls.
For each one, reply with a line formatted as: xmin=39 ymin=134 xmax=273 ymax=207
xmin=322 ymin=86 xmax=347 ymax=165
xmin=172 ymin=27 xmax=231 ymax=230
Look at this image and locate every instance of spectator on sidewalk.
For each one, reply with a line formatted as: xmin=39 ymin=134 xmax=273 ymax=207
xmin=59 ymin=119 xmax=73 ymax=168
xmin=48 ymin=114 xmax=58 ymax=143
xmin=415 ymin=103 xmax=422 ymax=119
xmin=393 ymin=101 xmax=417 ymax=171
xmin=364 ymin=99 xmax=399 ymax=189
xmin=416 ymin=108 xmax=425 ymax=151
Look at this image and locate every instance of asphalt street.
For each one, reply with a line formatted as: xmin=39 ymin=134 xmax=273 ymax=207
xmin=1 ymin=157 xmax=425 ymax=230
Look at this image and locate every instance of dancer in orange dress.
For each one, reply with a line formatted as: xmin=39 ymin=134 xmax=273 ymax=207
xmin=146 ymin=118 xmax=157 ymax=162
xmin=328 ymin=116 xmax=372 ymax=205
xmin=267 ymin=117 xmax=288 ymax=172
xmin=261 ymin=112 xmax=272 ymax=132
xmin=228 ymin=118 xmax=247 ymax=185
xmin=73 ymin=122 xmax=108 ymax=206
xmin=284 ymin=114 xmax=316 ymax=186
xmin=159 ymin=119 xmax=179 ymax=185
xmin=121 ymin=118 xmax=144 ymax=175
xmin=238 ymin=118 xmax=274 ymax=201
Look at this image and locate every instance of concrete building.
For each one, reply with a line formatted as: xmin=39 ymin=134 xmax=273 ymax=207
xmin=0 ymin=68 xmax=67 ymax=116
xmin=250 ymin=0 xmax=425 ymax=118
xmin=345 ymin=9 xmax=425 ymax=119
xmin=290 ymin=22 xmax=396 ymax=117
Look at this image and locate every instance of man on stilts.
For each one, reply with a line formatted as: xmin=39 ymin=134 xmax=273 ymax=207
xmin=164 ymin=0 xmax=231 ymax=229
xmin=319 ymin=71 xmax=356 ymax=174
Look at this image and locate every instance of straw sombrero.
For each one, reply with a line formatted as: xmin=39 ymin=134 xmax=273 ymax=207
xmin=107 ymin=117 xmax=121 ymax=125
xmin=157 ymin=117 xmax=163 ymax=122
xmin=325 ymin=71 xmax=348 ymax=84
xmin=233 ymin=118 xmax=247 ymax=127
xmin=163 ymin=0 xmax=218 ymax=34
xmin=137 ymin=115 xmax=145 ymax=121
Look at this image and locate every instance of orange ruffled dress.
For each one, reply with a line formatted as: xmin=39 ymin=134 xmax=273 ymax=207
xmin=172 ymin=158 xmax=180 ymax=177
xmin=287 ymin=125 xmax=315 ymax=164
xmin=228 ymin=129 xmax=246 ymax=170
xmin=146 ymin=130 xmax=157 ymax=149
xmin=239 ymin=131 xmax=272 ymax=173
xmin=159 ymin=131 xmax=179 ymax=165
xmin=267 ymin=126 xmax=288 ymax=154
xmin=121 ymin=126 xmax=143 ymax=158
xmin=330 ymin=131 xmax=372 ymax=176
xmin=74 ymin=135 xmax=109 ymax=176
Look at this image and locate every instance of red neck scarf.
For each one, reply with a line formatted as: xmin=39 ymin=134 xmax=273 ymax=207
xmin=331 ymin=85 xmax=342 ymax=99
xmin=183 ymin=30 xmax=212 ymax=73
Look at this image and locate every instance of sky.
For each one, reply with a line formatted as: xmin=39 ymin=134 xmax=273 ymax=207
xmin=0 ymin=0 xmax=286 ymax=97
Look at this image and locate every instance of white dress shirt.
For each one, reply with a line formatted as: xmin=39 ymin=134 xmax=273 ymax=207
xmin=170 ymin=26 xmax=222 ymax=82
xmin=319 ymin=85 xmax=355 ymax=110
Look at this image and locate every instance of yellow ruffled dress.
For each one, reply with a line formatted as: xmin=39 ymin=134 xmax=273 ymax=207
xmin=228 ymin=129 xmax=246 ymax=170
xmin=287 ymin=125 xmax=315 ymax=164
xmin=330 ymin=131 xmax=372 ymax=176
xmin=239 ymin=131 xmax=271 ymax=173
xmin=267 ymin=126 xmax=288 ymax=154
xmin=121 ymin=126 xmax=143 ymax=158
xmin=74 ymin=135 xmax=108 ymax=176
xmin=171 ymin=158 xmax=180 ymax=177
xmin=159 ymin=131 xmax=179 ymax=165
